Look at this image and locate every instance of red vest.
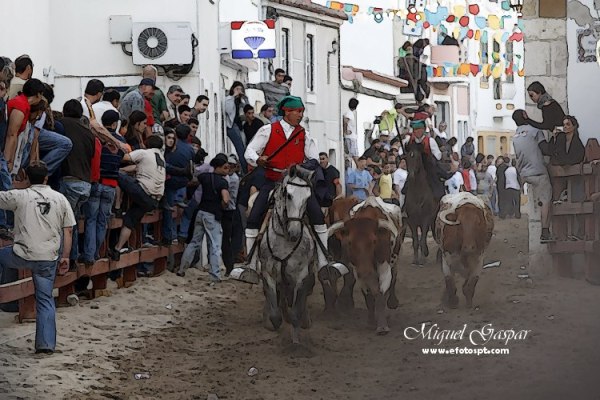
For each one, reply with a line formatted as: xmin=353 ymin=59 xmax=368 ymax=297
xmin=90 ymin=138 xmax=102 ymax=183
xmin=461 ymin=169 xmax=471 ymax=191
xmin=263 ymin=121 xmax=305 ymax=181
xmin=409 ymin=135 xmax=431 ymax=156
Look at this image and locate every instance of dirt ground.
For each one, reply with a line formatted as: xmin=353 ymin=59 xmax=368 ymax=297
xmin=2 ymin=216 xmax=600 ymax=400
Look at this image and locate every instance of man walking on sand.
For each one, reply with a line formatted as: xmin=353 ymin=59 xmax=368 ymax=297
xmin=0 ymin=162 xmax=75 ymax=354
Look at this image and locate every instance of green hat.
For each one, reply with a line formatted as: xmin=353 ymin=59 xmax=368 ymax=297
xmin=410 ymin=120 xmax=426 ymax=129
xmin=276 ymin=96 xmax=305 ymax=116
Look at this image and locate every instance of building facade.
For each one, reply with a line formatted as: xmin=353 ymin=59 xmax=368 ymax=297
xmin=0 ymin=0 xmax=225 ymax=156
xmin=392 ymin=0 xmax=525 ymax=157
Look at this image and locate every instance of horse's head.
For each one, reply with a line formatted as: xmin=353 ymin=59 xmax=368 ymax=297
xmin=405 ymin=141 xmax=425 ymax=176
xmin=279 ymin=165 xmax=314 ymax=241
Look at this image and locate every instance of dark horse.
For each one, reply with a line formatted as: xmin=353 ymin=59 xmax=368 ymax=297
xmin=403 ymin=141 xmax=439 ymax=265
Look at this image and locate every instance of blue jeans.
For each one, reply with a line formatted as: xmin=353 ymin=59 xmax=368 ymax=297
xmin=179 ymin=211 xmax=222 ymax=281
xmin=162 ymin=186 xmax=177 ymax=241
xmin=38 ymin=128 xmax=73 ymax=176
xmin=179 ymin=197 xmax=198 ymax=238
xmin=490 ymin=186 xmax=499 ymax=215
xmin=226 ymin=125 xmax=248 ymax=173
xmin=82 ymin=183 xmax=116 ymax=261
xmin=0 ymin=156 xmax=12 ymax=228
xmin=60 ymin=180 xmax=92 ymax=260
xmin=0 ymin=247 xmax=58 ymax=351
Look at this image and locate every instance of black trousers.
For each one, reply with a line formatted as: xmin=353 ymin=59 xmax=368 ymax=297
xmin=246 ymin=180 xmax=325 ymax=230
xmin=221 ymin=210 xmax=235 ymax=273
xmin=506 ymin=188 xmax=521 ymax=218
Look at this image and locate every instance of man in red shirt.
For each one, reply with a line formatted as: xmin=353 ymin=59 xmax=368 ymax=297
xmin=230 ymin=96 xmax=341 ymax=284
xmin=5 ymin=78 xmax=45 ymax=174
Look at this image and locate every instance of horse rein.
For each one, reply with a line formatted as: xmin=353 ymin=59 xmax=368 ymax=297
xmin=267 ymin=177 xmax=313 ymax=264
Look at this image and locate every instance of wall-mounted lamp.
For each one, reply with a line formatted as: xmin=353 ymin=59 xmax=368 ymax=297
xmin=329 ymin=39 xmax=338 ymax=55
xmin=509 ymin=0 xmax=524 ymax=15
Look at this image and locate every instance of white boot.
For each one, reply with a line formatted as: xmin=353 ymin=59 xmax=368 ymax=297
xmin=314 ymin=224 xmax=349 ymax=275
xmin=230 ymin=229 xmax=261 ymax=284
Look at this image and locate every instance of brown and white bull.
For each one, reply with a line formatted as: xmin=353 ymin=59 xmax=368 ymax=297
xmin=435 ymin=193 xmax=494 ymax=309
xmin=329 ymin=198 xmax=403 ymax=334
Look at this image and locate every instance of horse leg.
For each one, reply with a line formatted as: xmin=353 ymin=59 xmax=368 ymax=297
xmin=290 ymin=273 xmax=315 ymax=344
xmin=410 ymin=224 xmax=420 ymax=265
xmin=337 ymin=267 xmax=356 ymax=312
xmin=318 ymin=268 xmax=338 ymax=313
xmin=261 ymin=273 xmax=282 ymax=331
xmin=299 ymin=273 xmax=315 ymax=329
xmin=421 ymin=224 xmax=430 ymax=258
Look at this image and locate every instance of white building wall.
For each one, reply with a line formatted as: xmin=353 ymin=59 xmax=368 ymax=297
xmin=566 ymin=0 xmax=600 ymax=143
xmin=1 ymin=0 xmax=224 ymax=157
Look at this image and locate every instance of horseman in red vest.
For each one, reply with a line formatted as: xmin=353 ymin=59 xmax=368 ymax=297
xmin=230 ymin=96 xmax=333 ymax=284
xmin=397 ymin=104 xmax=451 ymax=201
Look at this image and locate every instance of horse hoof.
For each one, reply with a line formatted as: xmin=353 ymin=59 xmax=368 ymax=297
xmin=376 ymin=326 xmax=390 ymax=335
xmin=449 ymin=296 xmax=459 ymax=309
xmin=387 ymin=296 xmax=399 ymax=309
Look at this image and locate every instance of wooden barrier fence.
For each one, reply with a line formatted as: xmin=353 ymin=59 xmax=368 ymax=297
xmin=0 ymin=208 xmax=185 ymax=322
xmin=547 ymin=140 xmax=600 ymax=284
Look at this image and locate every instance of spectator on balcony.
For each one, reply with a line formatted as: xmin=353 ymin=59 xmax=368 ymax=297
xmin=540 ymin=115 xmax=585 ymax=166
xmin=461 ymin=137 xmax=475 ymax=164
xmin=178 ymin=104 xmax=192 ymax=125
xmin=92 ymin=89 xmax=121 ymax=129
xmin=525 ymin=81 xmax=565 ymax=133
xmin=80 ymin=79 xmax=105 ymax=123
xmin=224 ymin=81 xmax=249 ymax=173
xmin=108 ymin=135 xmax=166 ymax=261
xmin=246 ymin=68 xmax=290 ymax=115
xmin=0 ymin=162 xmax=76 ymax=354
xmin=343 ymin=98 xmax=359 ymax=165
xmin=412 ymin=39 xmax=431 ymax=102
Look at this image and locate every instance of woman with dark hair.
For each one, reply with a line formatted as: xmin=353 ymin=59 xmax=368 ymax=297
xmin=540 ymin=115 xmax=585 ymax=166
xmin=224 ymin=81 xmax=248 ymax=173
xmin=526 ymin=81 xmax=566 ymax=132
xmin=125 ymin=110 xmax=147 ymax=150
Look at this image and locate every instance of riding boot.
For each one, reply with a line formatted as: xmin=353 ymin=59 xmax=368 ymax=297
xmin=229 ymin=229 xmax=261 ymax=284
xmin=314 ymin=224 xmax=349 ymax=275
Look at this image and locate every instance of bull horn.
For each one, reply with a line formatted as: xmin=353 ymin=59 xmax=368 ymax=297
xmin=378 ymin=219 xmax=398 ymax=238
xmin=438 ymin=209 xmax=460 ymax=226
xmin=327 ymin=221 xmax=345 ymax=237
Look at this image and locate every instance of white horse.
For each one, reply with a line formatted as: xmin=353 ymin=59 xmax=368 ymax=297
xmin=260 ymin=165 xmax=316 ymax=345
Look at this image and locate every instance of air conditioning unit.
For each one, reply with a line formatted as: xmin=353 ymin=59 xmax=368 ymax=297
xmin=132 ymin=22 xmax=193 ymax=65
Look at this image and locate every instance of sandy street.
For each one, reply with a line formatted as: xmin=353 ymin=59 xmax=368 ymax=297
xmin=2 ymin=216 xmax=600 ymax=400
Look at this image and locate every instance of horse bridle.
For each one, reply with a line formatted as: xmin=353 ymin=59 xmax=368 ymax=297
xmin=267 ymin=177 xmax=313 ymax=264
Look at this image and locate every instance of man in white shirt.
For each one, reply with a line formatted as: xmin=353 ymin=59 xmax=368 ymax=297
xmin=392 ymin=157 xmax=408 ymax=208
xmin=504 ymin=159 xmax=521 ymax=218
xmin=92 ymin=89 xmax=121 ymax=132
xmin=108 ymin=135 xmax=166 ymax=261
xmin=80 ymin=79 xmax=105 ymax=121
xmin=0 ymin=162 xmax=76 ymax=354
xmin=231 ymin=96 xmax=340 ymax=284
xmin=343 ymin=98 xmax=359 ymax=165
xmin=485 ymin=155 xmax=499 ymax=215
xmin=445 ymin=169 xmax=464 ymax=194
